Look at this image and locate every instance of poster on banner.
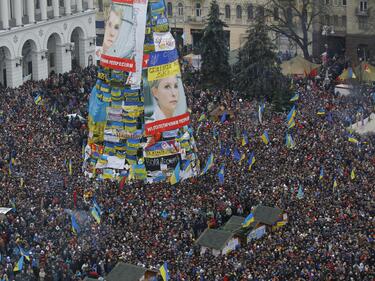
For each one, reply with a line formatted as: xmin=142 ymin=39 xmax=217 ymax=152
xmin=143 ymin=71 xmax=189 ymax=135
xmin=144 ymin=154 xmax=180 ymax=171
xmin=144 ymin=140 xmax=180 ymax=158
xmin=153 ymin=32 xmax=176 ymax=52
xmin=99 ymin=0 xmax=146 ymax=74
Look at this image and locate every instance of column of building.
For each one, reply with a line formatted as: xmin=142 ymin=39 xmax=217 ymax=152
xmin=64 ymin=0 xmax=72 ymax=15
xmin=13 ymin=0 xmax=22 ymax=26
xmin=6 ymin=58 xmax=23 ymax=88
xmin=32 ymin=50 xmax=49 ymax=80
xmin=1 ymin=0 xmax=9 ymax=29
xmin=76 ymin=0 xmax=83 ymax=12
xmin=27 ymin=0 xmax=35 ymax=23
xmin=53 ymin=0 xmax=60 ymax=18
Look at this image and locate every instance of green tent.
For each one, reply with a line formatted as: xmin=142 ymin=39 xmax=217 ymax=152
xmin=354 ymin=62 xmax=375 ymax=82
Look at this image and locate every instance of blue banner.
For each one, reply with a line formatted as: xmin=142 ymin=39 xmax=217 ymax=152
xmin=148 ymin=49 xmax=179 ymax=67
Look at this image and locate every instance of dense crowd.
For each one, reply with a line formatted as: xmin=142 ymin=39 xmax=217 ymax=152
xmin=0 ymin=64 xmax=374 ymax=281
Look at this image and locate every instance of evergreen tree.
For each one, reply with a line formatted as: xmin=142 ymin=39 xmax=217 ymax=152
xmin=234 ymin=19 xmax=291 ymax=110
xmin=200 ymin=0 xmax=231 ymax=89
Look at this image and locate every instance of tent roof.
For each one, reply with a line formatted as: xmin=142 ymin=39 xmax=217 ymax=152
xmin=106 ymin=263 xmax=148 ymax=281
xmin=196 ymin=228 xmax=234 ymax=250
xmin=222 ymin=215 xmax=245 ymax=232
xmin=349 ymin=113 xmax=375 ymax=135
xmin=253 ymin=205 xmax=283 ymax=225
xmin=281 ymin=56 xmax=320 ymax=76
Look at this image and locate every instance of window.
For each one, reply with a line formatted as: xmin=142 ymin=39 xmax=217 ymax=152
xmin=358 ymin=18 xmax=368 ymax=29
xmin=342 ymin=0 xmax=346 ymax=5
xmin=325 ymin=0 xmax=330 ymax=4
xmin=47 ymin=0 xmax=52 ymax=6
xmin=333 ymin=15 xmax=338 ymax=25
xmin=178 ymin=3 xmax=183 ymax=16
xmin=341 ymin=15 xmax=346 ymax=26
xmin=195 ymin=3 xmax=201 ymax=17
xmin=225 ymin=5 xmax=231 ymax=19
xmin=236 ymin=5 xmax=242 ymax=19
xmin=359 ymin=0 xmax=368 ymax=11
xmin=273 ymin=7 xmax=279 ymax=20
xmin=59 ymin=0 xmax=64 ymax=6
xmin=167 ymin=2 xmax=172 ymax=16
xmin=247 ymin=5 xmax=254 ymax=20
xmin=35 ymin=0 xmax=40 ymax=9
xmin=325 ymin=15 xmax=330 ymax=25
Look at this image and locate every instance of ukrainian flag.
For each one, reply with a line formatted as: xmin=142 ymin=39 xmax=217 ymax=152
xmin=69 ymin=159 xmax=73 ymax=176
xmin=242 ymin=213 xmax=255 ymax=228
xmin=71 ymin=214 xmax=80 ymax=234
xmin=333 ymin=178 xmax=338 ymax=188
xmin=348 ymin=135 xmax=359 ymax=144
xmin=34 ymin=94 xmax=42 ymax=105
xmin=288 ymin=119 xmax=296 ymax=129
xmin=247 ymin=152 xmax=256 ymax=171
xmin=290 ymin=93 xmax=299 ymax=102
xmin=319 ymin=167 xmax=324 ymax=180
xmin=19 ymin=247 xmax=30 ymax=261
xmin=170 ymin=162 xmax=180 ymax=185
xmin=200 ymin=153 xmax=214 ymax=175
xmin=198 ymin=113 xmax=206 ymax=122
xmin=350 ymin=168 xmax=356 ymax=180
xmin=317 ymin=108 xmax=326 ymax=115
xmin=242 ymin=132 xmax=248 ymax=146
xmin=13 ymin=256 xmax=24 ymax=272
xmin=91 ymin=207 xmax=101 ymax=224
xmin=159 ymin=262 xmax=169 ymax=281
xmin=218 ymin=164 xmax=224 ymax=184
xmin=287 ymin=105 xmax=296 ymax=125
xmin=261 ymin=131 xmax=270 ymax=145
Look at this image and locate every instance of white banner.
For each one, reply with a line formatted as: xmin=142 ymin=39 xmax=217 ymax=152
xmin=153 ymin=32 xmax=175 ymax=52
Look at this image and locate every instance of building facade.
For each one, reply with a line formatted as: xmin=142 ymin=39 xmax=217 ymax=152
xmin=0 ymin=0 xmax=96 ymax=88
xmin=313 ymin=0 xmax=375 ymax=63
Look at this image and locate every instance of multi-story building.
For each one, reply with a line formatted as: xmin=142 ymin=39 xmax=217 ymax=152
xmin=0 ymin=0 xmax=96 ymax=88
xmin=313 ymin=0 xmax=375 ymax=63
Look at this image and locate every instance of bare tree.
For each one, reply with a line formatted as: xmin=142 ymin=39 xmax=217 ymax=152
xmin=262 ymin=0 xmax=327 ymax=59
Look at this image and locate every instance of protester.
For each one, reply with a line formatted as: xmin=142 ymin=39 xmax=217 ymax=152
xmin=0 ymin=65 xmax=374 ymax=281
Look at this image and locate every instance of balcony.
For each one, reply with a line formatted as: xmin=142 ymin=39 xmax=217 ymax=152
xmin=356 ymin=7 xmax=370 ymax=17
xmin=187 ymin=16 xmax=204 ymax=23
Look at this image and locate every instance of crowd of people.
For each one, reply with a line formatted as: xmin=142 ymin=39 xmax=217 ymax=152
xmin=0 ymin=64 xmax=374 ymax=281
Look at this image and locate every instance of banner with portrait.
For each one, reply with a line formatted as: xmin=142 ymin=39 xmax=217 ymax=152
xmin=144 ymin=140 xmax=180 ymax=158
xmin=143 ymin=68 xmax=190 ymax=135
xmin=100 ymin=0 xmax=148 ymax=80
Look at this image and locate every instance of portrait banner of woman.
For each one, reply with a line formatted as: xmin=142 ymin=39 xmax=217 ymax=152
xmin=99 ymin=1 xmax=138 ymax=72
xmin=144 ymin=73 xmax=190 ymax=135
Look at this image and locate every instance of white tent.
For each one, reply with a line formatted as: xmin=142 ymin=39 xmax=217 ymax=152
xmin=348 ymin=113 xmax=375 ymax=135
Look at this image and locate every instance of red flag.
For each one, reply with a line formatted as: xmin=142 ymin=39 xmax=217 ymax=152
xmin=309 ymin=68 xmax=318 ymax=78
xmin=118 ymin=176 xmax=127 ymax=194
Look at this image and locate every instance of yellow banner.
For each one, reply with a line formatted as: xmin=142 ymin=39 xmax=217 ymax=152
xmin=147 ymin=60 xmax=180 ymax=81
xmin=145 ymin=149 xmax=178 ymax=158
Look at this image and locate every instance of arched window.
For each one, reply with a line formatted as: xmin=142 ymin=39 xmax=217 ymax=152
xmin=195 ymin=2 xmax=201 ymax=17
xmin=247 ymin=4 xmax=254 ymax=20
xmin=167 ymin=2 xmax=173 ymax=16
xmin=178 ymin=3 xmax=183 ymax=16
xmin=236 ymin=5 xmax=242 ymax=19
xmin=225 ymin=4 xmax=231 ymax=19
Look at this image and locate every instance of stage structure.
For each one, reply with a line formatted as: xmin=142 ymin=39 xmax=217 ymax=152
xmin=83 ymin=0 xmax=199 ymax=184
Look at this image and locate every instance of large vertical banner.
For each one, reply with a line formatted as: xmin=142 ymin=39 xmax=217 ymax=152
xmin=84 ymin=0 xmax=199 ymax=185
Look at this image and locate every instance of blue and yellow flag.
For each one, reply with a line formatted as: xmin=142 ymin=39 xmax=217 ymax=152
xmin=170 ymin=162 xmax=180 ymax=185
xmin=285 ymin=133 xmax=295 ymax=148
xmin=261 ymin=131 xmax=270 ymax=145
xmin=333 ymin=178 xmax=338 ymax=188
xmin=242 ymin=213 xmax=255 ymax=228
xmin=91 ymin=207 xmax=101 ymax=224
xmin=290 ymin=93 xmax=299 ymax=102
xmin=159 ymin=262 xmax=169 ymax=281
xmin=319 ymin=166 xmax=324 ymax=180
xmin=287 ymin=105 xmax=296 ymax=125
xmin=198 ymin=113 xmax=206 ymax=122
xmin=288 ymin=119 xmax=296 ymax=129
xmin=71 ymin=214 xmax=80 ymax=234
xmin=69 ymin=159 xmax=73 ymax=176
xmin=19 ymin=247 xmax=30 ymax=261
xmin=218 ymin=164 xmax=224 ymax=184
xmin=201 ymin=153 xmax=214 ymax=175
xmin=241 ymin=132 xmax=249 ymax=146
xmin=317 ymin=108 xmax=326 ymax=115
xmin=34 ymin=94 xmax=42 ymax=105
xmin=13 ymin=256 xmax=24 ymax=272
xmin=350 ymin=168 xmax=356 ymax=180
xmin=247 ymin=152 xmax=256 ymax=171
xmin=233 ymin=148 xmax=241 ymax=162
xmin=348 ymin=135 xmax=359 ymax=144
xmin=220 ymin=112 xmax=227 ymax=123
